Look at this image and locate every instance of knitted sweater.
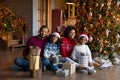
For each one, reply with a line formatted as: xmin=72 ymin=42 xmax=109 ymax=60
xmin=60 ymin=37 xmax=76 ymax=57
xmin=23 ymin=36 xmax=48 ymax=58
xmin=71 ymin=44 xmax=93 ymax=63
xmin=44 ymin=42 xmax=60 ymax=59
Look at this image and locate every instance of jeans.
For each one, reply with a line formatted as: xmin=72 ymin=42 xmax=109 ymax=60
xmin=15 ymin=57 xmax=61 ymax=71
xmin=15 ymin=58 xmax=29 ymax=71
xmin=41 ymin=58 xmax=61 ymax=71
xmin=62 ymin=57 xmax=79 ymax=68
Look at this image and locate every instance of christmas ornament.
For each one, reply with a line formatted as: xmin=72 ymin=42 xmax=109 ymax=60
xmin=95 ymin=2 xmax=99 ymax=7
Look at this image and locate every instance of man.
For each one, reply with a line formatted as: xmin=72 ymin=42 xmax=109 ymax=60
xmin=12 ymin=25 xmax=49 ymax=71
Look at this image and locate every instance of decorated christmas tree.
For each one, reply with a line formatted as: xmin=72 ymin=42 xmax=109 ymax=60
xmin=75 ymin=0 xmax=120 ymax=61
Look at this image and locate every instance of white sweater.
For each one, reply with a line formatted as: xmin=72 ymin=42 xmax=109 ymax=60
xmin=71 ymin=44 xmax=93 ymax=63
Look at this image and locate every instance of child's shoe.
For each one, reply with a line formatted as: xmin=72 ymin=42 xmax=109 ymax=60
xmin=80 ymin=70 xmax=88 ymax=74
xmin=87 ymin=67 xmax=96 ymax=75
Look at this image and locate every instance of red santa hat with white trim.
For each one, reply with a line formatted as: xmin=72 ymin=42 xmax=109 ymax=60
xmin=78 ymin=33 xmax=89 ymax=41
xmin=52 ymin=32 xmax=60 ymax=38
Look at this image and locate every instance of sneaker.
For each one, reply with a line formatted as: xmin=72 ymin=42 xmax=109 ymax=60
xmin=80 ymin=70 xmax=88 ymax=74
xmin=87 ymin=67 xmax=96 ymax=75
xmin=42 ymin=66 xmax=46 ymax=71
xmin=11 ymin=65 xmax=22 ymax=71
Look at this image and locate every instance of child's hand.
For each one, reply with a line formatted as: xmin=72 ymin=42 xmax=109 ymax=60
xmin=73 ymin=59 xmax=78 ymax=62
xmin=26 ymin=54 xmax=30 ymax=60
xmin=89 ymin=62 xmax=93 ymax=67
xmin=49 ymin=57 xmax=54 ymax=63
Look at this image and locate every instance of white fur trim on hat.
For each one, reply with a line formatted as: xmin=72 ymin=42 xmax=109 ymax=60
xmin=52 ymin=32 xmax=60 ymax=38
xmin=78 ymin=34 xmax=89 ymax=41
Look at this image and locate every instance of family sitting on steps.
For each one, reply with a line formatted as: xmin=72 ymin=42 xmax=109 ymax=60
xmin=11 ymin=25 xmax=105 ymax=75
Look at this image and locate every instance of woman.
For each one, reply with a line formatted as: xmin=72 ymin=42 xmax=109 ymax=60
xmin=60 ymin=25 xmax=77 ymax=57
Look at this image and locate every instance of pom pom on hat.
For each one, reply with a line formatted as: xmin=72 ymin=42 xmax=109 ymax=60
xmin=78 ymin=33 xmax=89 ymax=41
xmin=52 ymin=32 xmax=60 ymax=38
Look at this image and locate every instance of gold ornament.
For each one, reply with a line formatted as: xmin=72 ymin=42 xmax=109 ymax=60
xmin=83 ymin=3 xmax=86 ymax=6
xmin=95 ymin=3 xmax=99 ymax=7
xmin=102 ymin=50 xmax=107 ymax=54
xmin=100 ymin=3 xmax=104 ymax=10
xmin=98 ymin=14 xmax=102 ymax=20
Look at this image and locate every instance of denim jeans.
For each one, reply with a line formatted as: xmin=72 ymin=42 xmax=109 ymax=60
xmin=62 ymin=57 xmax=79 ymax=68
xmin=15 ymin=57 xmax=61 ymax=71
xmin=15 ymin=58 xmax=29 ymax=71
xmin=41 ymin=58 xmax=61 ymax=71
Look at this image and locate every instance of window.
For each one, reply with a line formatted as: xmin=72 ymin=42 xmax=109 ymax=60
xmin=38 ymin=0 xmax=48 ymax=26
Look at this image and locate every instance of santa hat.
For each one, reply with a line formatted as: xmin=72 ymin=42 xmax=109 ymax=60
xmin=78 ymin=33 xmax=89 ymax=41
xmin=52 ymin=32 xmax=60 ymax=38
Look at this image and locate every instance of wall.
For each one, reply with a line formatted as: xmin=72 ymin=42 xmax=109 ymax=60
xmin=2 ymin=0 xmax=32 ymax=43
xmin=55 ymin=0 xmax=65 ymax=10
xmin=32 ymin=0 xmax=38 ymax=36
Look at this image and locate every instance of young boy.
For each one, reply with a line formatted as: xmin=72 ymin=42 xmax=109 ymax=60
xmin=71 ymin=33 xmax=99 ymax=74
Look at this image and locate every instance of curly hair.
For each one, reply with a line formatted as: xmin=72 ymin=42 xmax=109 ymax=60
xmin=63 ymin=25 xmax=77 ymax=38
xmin=48 ymin=34 xmax=61 ymax=44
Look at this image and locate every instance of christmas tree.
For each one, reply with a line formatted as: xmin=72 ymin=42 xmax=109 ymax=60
xmin=75 ymin=0 xmax=120 ymax=61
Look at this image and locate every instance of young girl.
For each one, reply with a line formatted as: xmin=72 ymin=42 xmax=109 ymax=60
xmin=71 ymin=33 xmax=100 ymax=74
xmin=42 ymin=32 xmax=61 ymax=71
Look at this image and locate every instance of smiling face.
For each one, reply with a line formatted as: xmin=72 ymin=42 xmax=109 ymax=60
xmin=39 ymin=27 xmax=49 ymax=38
xmin=51 ymin=35 xmax=59 ymax=43
xmin=68 ymin=29 xmax=76 ymax=39
xmin=78 ymin=36 xmax=87 ymax=45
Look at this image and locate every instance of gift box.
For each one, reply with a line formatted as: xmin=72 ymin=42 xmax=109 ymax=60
xmin=29 ymin=55 xmax=40 ymax=70
xmin=56 ymin=69 xmax=69 ymax=77
xmin=29 ymin=46 xmax=41 ymax=79
xmin=78 ymin=56 xmax=88 ymax=67
xmin=29 ymin=46 xmax=41 ymax=56
xmin=50 ymin=54 xmax=63 ymax=65
xmin=29 ymin=46 xmax=41 ymax=70
xmin=30 ymin=70 xmax=42 ymax=79
xmin=62 ymin=62 xmax=76 ymax=75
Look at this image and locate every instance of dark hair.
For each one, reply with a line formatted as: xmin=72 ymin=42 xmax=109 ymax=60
xmin=63 ymin=25 xmax=77 ymax=38
xmin=78 ymin=36 xmax=87 ymax=41
xmin=38 ymin=25 xmax=49 ymax=33
xmin=48 ymin=34 xmax=61 ymax=44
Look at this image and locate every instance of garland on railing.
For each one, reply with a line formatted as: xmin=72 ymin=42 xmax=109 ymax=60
xmin=0 ymin=4 xmax=28 ymax=39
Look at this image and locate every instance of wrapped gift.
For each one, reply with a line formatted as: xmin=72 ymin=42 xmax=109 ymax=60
xmin=78 ymin=56 xmax=88 ymax=67
xmin=29 ymin=55 xmax=40 ymax=70
xmin=29 ymin=46 xmax=41 ymax=79
xmin=29 ymin=46 xmax=41 ymax=56
xmin=56 ymin=69 xmax=69 ymax=77
xmin=62 ymin=62 xmax=76 ymax=75
xmin=29 ymin=46 xmax=41 ymax=70
xmin=50 ymin=54 xmax=63 ymax=65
